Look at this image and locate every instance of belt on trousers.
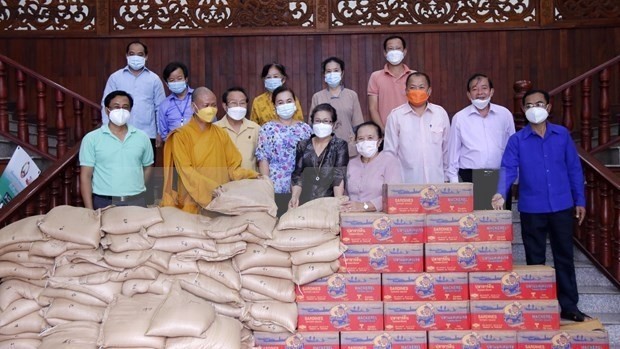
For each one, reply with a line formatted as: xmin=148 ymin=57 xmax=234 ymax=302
xmin=93 ymin=193 xmax=144 ymax=202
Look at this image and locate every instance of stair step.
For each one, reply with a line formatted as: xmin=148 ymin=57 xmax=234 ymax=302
xmin=576 ymin=287 xmax=620 ymax=313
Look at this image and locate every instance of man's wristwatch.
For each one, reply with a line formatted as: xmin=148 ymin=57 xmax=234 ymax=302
xmin=363 ymin=202 xmax=369 ymax=211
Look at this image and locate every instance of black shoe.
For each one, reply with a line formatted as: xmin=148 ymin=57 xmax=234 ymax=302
xmin=561 ymin=309 xmax=593 ymax=322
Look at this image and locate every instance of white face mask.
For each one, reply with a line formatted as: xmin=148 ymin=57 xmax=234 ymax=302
xmin=276 ymin=103 xmax=296 ymax=120
xmin=127 ymin=55 xmax=145 ymax=70
xmin=313 ymin=123 xmax=333 ymax=138
xmin=356 ymin=140 xmax=379 ymax=158
xmin=386 ymin=50 xmax=405 ymax=65
xmin=108 ymin=109 xmax=131 ymax=126
xmin=227 ymin=107 xmax=247 ymax=121
xmin=471 ymin=97 xmax=491 ymax=110
xmin=325 ymin=72 xmax=342 ymax=88
xmin=264 ymin=78 xmax=283 ymax=92
xmin=525 ymin=107 xmax=549 ymax=124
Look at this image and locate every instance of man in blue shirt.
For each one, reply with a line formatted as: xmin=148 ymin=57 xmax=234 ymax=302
xmin=492 ymin=89 xmax=589 ymax=322
xmin=158 ymin=61 xmax=194 ymax=141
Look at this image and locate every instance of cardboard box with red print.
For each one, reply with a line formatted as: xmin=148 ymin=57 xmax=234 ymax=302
xmin=339 ymin=243 xmax=424 ymax=273
xmin=516 ymin=330 xmax=609 ymax=349
xmin=469 ymin=265 xmax=557 ymax=301
xmin=425 ymin=242 xmax=512 ymax=272
xmin=340 ymin=331 xmax=427 ymax=349
xmin=382 ymin=272 xmax=469 ymax=302
xmin=383 ymin=183 xmax=474 ymax=214
xmin=253 ymin=331 xmax=340 ymax=349
xmin=340 ymin=212 xmax=425 ymax=244
xmin=425 ymin=210 xmax=513 ymax=242
xmin=297 ymin=301 xmax=384 ymax=332
xmin=428 ymin=330 xmax=517 ymax=349
xmin=470 ymin=300 xmax=560 ymax=331
xmin=295 ymin=273 xmax=381 ymax=302
xmin=383 ymin=301 xmax=470 ymax=331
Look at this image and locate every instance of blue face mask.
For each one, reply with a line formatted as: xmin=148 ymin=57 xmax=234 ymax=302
xmin=168 ymin=81 xmax=187 ymax=95
xmin=264 ymin=78 xmax=283 ymax=92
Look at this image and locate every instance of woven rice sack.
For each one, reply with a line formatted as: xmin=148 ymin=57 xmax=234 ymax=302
xmin=39 ymin=321 xmax=99 ymax=349
xmin=0 ymin=339 xmax=41 ymax=349
xmin=205 ymin=178 xmax=277 ymax=217
xmin=146 ymin=282 xmax=216 ymax=338
xmin=197 ymin=260 xmax=241 ymax=291
xmin=0 ymin=311 xmax=47 ymax=335
xmin=146 ymin=207 xmax=208 ymax=238
xmin=38 ymin=288 xmax=108 ymax=308
xmin=38 ymin=205 xmax=101 ymax=247
xmin=0 ymin=262 xmax=46 ymax=280
xmin=165 ymin=314 xmax=243 ymax=349
xmin=103 ymin=249 xmax=171 ymax=270
xmin=52 ymin=263 xmax=109 ymax=278
xmin=276 ymin=196 xmax=347 ymax=232
xmin=243 ymin=320 xmax=291 ymax=333
xmin=121 ymin=274 xmax=173 ymax=297
xmin=233 ymin=244 xmax=291 ymax=271
xmin=175 ymin=241 xmax=246 ymax=262
xmin=152 ymin=236 xmax=216 ymax=253
xmin=241 ymin=275 xmax=295 ymax=303
xmin=246 ymin=301 xmax=297 ymax=333
xmin=240 ymin=288 xmax=273 ymax=302
xmin=205 ymin=212 xmax=276 ymax=240
xmin=100 ymin=229 xmax=155 ymax=252
xmin=177 ymin=274 xmax=244 ymax=306
xmin=0 ymin=333 xmax=40 ymax=341
xmin=210 ymin=302 xmax=246 ymax=319
xmin=241 ymin=328 xmax=254 ymax=349
xmin=55 ymin=248 xmax=121 ymax=271
xmin=0 ymin=280 xmax=43 ymax=311
xmin=42 ymin=299 xmax=104 ymax=323
xmin=152 ymin=256 xmax=199 ymax=275
xmin=240 ymin=266 xmax=293 ymax=280
xmin=100 ymin=206 xmax=163 ymax=235
xmin=46 ymin=278 xmax=122 ymax=304
xmin=290 ymin=238 xmax=347 ymax=265
xmin=78 ymin=265 xmax=160 ymax=284
xmin=0 ymin=243 xmax=30 ymax=258
xmin=98 ymin=294 xmax=166 ymax=349
xmin=0 ymin=300 xmax=40 ymax=327
xmin=29 ymin=239 xmax=92 ymax=258
xmin=0 ymin=252 xmax=54 ymax=267
xmin=0 ymin=216 xmax=45 ymax=250
xmin=266 ymin=228 xmax=338 ymax=252
xmin=217 ymin=232 xmax=265 ymax=245
xmin=293 ymin=260 xmax=340 ymax=285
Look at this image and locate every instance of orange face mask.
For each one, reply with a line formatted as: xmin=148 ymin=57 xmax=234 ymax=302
xmin=407 ymin=89 xmax=429 ymax=107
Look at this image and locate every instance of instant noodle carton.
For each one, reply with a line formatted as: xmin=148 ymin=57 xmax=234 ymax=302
xmin=338 ymin=243 xmax=424 ymax=273
xmin=295 ymin=273 xmax=381 ymax=302
xmin=428 ymin=330 xmax=517 ymax=349
xmin=340 ymin=212 xmax=425 ymax=244
xmin=470 ymin=300 xmax=560 ymax=330
xmin=383 ymin=183 xmax=474 ymax=214
xmin=297 ymin=301 xmax=384 ymax=331
xmin=517 ymin=330 xmax=609 ymax=349
xmin=383 ymin=301 xmax=470 ymax=331
xmin=382 ymin=272 xmax=469 ymax=301
xmin=469 ymin=265 xmax=557 ymax=300
xmin=425 ymin=242 xmax=512 ymax=272
xmin=341 ymin=331 xmax=427 ymax=349
xmin=425 ymin=210 xmax=513 ymax=242
xmin=253 ymin=331 xmax=340 ymax=349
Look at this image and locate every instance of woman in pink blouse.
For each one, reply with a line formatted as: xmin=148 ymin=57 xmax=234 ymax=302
xmin=341 ymin=121 xmax=403 ymax=212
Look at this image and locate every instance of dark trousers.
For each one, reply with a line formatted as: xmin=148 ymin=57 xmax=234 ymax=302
xmin=275 ymin=193 xmax=292 ymax=217
xmin=520 ymin=208 xmax=579 ymax=312
xmin=459 ymin=168 xmax=512 ymax=210
xmin=93 ymin=194 xmax=147 ymax=210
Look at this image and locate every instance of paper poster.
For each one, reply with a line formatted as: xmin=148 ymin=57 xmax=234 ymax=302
xmin=0 ymin=146 xmax=41 ymax=209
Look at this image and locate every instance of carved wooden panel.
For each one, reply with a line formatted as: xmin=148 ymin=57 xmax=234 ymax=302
xmin=554 ymin=0 xmax=620 ymax=20
xmin=0 ymin=0 xmax=96 ymax=31
xmin=330 ymin=0 xmax=536 ymax=27
xmin=111 ymin=0 xmax=315 ymax=31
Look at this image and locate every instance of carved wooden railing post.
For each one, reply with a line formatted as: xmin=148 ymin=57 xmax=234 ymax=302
xmin=561 ymin=87 xmax=573 ymax=131
xmin=598 ymin=68 xmax=610 ymax=145
xmin=74 ymin=99 xmax=84 ymax=141
xmin=614 ymin=192 xmax=620 ymax=281
xmin=0 ymin=61 xmax=7 ymax=133
xmin=599 ymin=181 xmax=613 ymax=267
xmin=580 ymin=77 xmax=592 ymax=151
xmin=36 ymin=80 xmax=48 ymax=154
xmin=55 ymin=90 xmax=67 ymax=157
xmin=16 ymin=69 xmax=28 ymax=142
xmin=72 ymin=161 xmax=82 ymax=207
xmin=585 ymin=169 xmax=598 ymax=251
xmin=513 ymin=80 xmax=531 ymax=131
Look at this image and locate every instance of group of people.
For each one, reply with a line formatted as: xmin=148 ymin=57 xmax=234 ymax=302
xmin=78 ymin=36 xmax=589 ymax=322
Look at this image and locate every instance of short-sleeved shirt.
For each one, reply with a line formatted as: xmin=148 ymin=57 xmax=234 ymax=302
xmin=367 ymin=64 xmax=413 ymax=125
xmin=214 ymin=116 xmax=261 ymax=172
xmin=250 ymin=92 xmax=304 ymax=125
xmin=158 ymin=88 xmax=194 ymax=141
xmin=79 ymin=124 xmax=154 ymax=196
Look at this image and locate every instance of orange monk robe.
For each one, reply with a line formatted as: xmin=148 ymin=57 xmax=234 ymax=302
xmin=161 ymin=117 xmax=259 ymax=213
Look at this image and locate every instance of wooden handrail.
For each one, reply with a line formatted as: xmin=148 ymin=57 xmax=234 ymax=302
xmin=549 ymin=55 xmax=620 ymax=96
xmin=0 ymin=54 xmax=100 ymax=110
xmin=577 ymin=147 xmax=620 ymax=190
xmin=0 ymin=130 xmax=56 ymax=161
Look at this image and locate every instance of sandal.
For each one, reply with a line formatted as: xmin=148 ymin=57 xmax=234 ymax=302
xmin=561 ymin=309 xmax=593 ymax=322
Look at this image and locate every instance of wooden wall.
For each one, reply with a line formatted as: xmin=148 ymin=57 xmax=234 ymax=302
xmin=1 ymin=26 xmax=619 ymax=120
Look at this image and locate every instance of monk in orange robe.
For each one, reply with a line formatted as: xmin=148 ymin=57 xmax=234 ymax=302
xmin=161 ymin=87 xmax=259 ymax=213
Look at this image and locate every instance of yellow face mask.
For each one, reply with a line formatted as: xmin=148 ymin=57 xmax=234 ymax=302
xmin=195 ymin=106 xmax=217 ymax=123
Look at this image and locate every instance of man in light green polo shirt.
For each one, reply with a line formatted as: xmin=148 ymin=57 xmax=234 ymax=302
xmin=79 ymin=90 xmax=154 ymax=209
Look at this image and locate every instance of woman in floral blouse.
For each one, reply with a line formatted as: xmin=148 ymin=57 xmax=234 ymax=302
xmin=255 ymin=85 xmax=312 ymax=216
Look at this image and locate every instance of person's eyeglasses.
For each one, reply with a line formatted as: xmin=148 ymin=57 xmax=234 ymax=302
xmin=314 ymin=119 xmax=333 ymax=125
xmin=524 ymin=102 xmax=547 ymax=110
xmin=227 ymin=101 xmax=248 ymax=107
